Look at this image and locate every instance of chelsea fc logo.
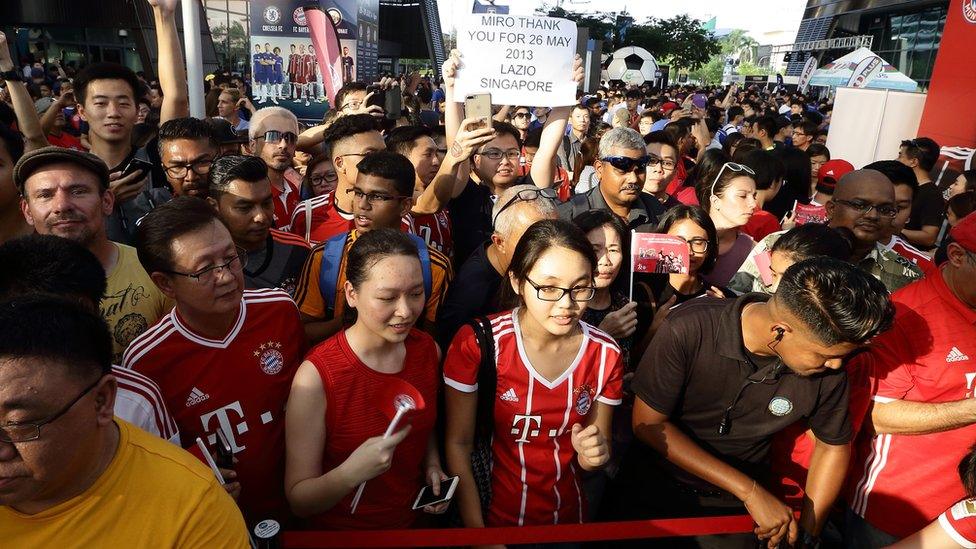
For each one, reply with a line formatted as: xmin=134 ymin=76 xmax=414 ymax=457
xmin=768 ymin=396 xmax=794 ymax=417
xmin=264 ymin=6 xmax=282 ymax=24
xmin=255 ymin=341 xmax=284 ymax=375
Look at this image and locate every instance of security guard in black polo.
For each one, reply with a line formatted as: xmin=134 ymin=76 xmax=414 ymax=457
xmin=624 ymin=257 xmax=893 ymax=548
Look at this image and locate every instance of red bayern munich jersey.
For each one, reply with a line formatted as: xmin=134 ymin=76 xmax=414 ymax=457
xmin=849 ymin=273 xmax=976 ymax=538
xmin=289 ymin=192 xmax=353 ymax=244
xmin=404 ymin=211 xmax=454 ymax=258
xmin=121 ymin=289 xmax=305 ymax=524
xmin=885 ymin=236 xmax=938 ymax=277
xmin=939 ymin=498 xmax=976 ymax=548
xmin=443 ymin=309 xmax=624 ymax=526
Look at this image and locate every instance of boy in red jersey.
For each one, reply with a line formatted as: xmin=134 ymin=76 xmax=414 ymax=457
xmin=123 ymin=196 xmax=305 ymax=526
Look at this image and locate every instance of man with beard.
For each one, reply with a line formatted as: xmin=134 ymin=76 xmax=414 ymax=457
xmin=15 ymin=147 xmax=170 ymax=364
xmin=158 ymin=117 xmax=219 ymax=200
xmin=557 ymin=127 xmax=666 ymax=230
xmin=247 ymin=107 xmax=302 ymax=230
xmin=208 ymin=155 xmax=310 ymax=298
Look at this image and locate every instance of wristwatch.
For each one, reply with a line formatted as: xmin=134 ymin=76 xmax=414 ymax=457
xmin=0 ymin=70 xmax=22 ymax=83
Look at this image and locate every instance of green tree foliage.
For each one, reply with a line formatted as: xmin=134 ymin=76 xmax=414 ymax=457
xmin=536 ymin=5 xmax=719 ymax=71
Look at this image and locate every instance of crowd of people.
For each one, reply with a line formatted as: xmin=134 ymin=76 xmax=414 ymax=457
xmin=2 ymin=5 xmax=976 ymax=548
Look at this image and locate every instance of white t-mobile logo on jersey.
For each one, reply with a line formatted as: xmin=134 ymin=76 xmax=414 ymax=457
xmin=201 ymin=401 xmax=248 ymax=453
xmin=511 ymin=414 xmax=542 ymax=443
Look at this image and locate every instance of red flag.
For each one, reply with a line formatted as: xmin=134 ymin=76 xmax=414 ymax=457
xmin=304 ymin=4 xmax=345 ymax=107
xmin=793 ymin=201 xmax=828 ymax=225
xmin=631 ymin=233 xmax=690 ymax=275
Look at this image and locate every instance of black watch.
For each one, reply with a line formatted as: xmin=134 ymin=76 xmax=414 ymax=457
xmin=0 ymin=70 xmax=22 ymax=83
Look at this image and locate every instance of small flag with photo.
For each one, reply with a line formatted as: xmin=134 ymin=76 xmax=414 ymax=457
xmin=793 ymin=201 xmax=828 ymax=225
xmin=631 ymin=233 xmax=690 ymax=275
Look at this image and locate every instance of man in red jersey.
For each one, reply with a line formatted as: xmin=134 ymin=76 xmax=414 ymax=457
xmin=123 ymin=196 xmax=304 ymax=526
xmin=247 ymin=107 xmax=302 ymax=230
xmin=208 ymin=155 xmax=310 ymax=298
xmin=847 ymin=212 xmax=976 ymax=546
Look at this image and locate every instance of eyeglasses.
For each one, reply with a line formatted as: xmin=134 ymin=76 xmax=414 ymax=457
xmin=346 ymin=187 xmax=409 ymax=204
xmin=524 ymin=277 xmax=596 ymax=302
xmin=646 ymin=153 xmax=677 ymax=171
xmin=674 ymin=236 xmax=709 ymax=254
xmin=162 ymin=247 xmax=247 ymax=283
xmin=341 ymin=100 xmax=363 ymax=111
xmin=164 ymin=158 xmax=213 ymax=180
xmin=257 ymin=130 xmax=298 ymax=145
xmin=0 ymin=376 xmax=102 ymax=443
xmin=475 ymin=149 xmax=521 ymax=161
xmin=310 ymin=172 xmax=338 ymax=185
xmin=601 ymin=155 xmax=652 ymax=173
xmin=513 ymin=112 xmax=531 ymax=119
xmin=491 ymin=188 xmax=553 ymax=227
xmin=709 ymin=162 xmax=756 ymax=197
xmin=833 ymin=199 xmax=898 ymax=218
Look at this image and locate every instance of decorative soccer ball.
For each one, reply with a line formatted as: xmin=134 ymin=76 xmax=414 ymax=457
xmin=604 ymin=46 xmax=659 ymax=85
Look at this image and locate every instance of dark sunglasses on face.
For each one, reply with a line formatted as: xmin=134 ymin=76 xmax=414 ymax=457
xmin=601 ymin=155 xmax=652 ymax=173
xmin=258 ymin=130 xmax=298 ymax=144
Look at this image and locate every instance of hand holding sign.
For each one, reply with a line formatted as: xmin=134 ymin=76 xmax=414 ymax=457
xmin=454 ymin=14 xmax=578 ymax=107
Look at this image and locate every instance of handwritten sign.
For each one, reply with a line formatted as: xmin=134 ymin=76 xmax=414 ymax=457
xmin=454 ymin=14 xmax=577 ymax=107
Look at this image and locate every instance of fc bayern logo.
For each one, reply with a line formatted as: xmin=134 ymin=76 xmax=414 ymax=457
xmin=574 ymin=385 xmax=594 ymax=416
xmin=255 ymin=341 xmax=284 ymax=375
xmin=964 ymin=0 xmax=976 ymax=24
xmin=264 ymin=5 xmax=281 ymax=24
xmin=293 ymin=7 xmax=307 ymax=27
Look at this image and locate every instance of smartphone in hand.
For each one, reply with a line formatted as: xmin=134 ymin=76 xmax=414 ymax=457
xmin=411 ymin=476 xmax=459 ymax=510
xmin=464 ymin=93 xmax=493 ymax=131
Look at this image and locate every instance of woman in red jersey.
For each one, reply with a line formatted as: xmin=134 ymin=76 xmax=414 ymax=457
xmin=444 ymin=219 xmax=624 ymax=528
xmin=284 ymin=228 xmax=446 ymax=529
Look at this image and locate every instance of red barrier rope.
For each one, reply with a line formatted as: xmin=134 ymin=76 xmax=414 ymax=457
xmin=283 ymin=515 xmax=758 ymax=547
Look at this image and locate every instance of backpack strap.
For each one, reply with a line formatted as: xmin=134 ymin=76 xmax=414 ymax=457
xmin=318 ymin=233 xmax=349 ymax=315
xmin=407 ymin=233 xmax=433 ymax=300
xmin=469 ymin=316 xmax=497 ymax=438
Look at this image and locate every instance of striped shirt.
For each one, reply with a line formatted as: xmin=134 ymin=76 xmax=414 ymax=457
xmin=112 ymin=365 xmax=180 ymax=445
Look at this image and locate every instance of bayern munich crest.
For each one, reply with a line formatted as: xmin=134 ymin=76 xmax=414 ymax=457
xmin=255 ymin=341 xmax=284 ymax=375
xmin=574 ymin=385 xmax=594 ymax=416
xmin=965 ymin=0 xmax=976 ymax=24
xmin=292 ymin=7 xmax=307 ymax=27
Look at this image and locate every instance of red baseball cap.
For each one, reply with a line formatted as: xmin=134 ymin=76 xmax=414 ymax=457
xmin=660 ymin=101 xmax=679 ymax=115
xmin=950 ymin=212 xmax=976 ymax=253
xmin=817 ymin=159 xmax=855 ymax=192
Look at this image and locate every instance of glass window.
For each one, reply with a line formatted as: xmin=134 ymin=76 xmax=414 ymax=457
xmin=204 ymin=0 xmax=227 ymax=9
xmin=227 ymin=1 xmax=248 ymax=14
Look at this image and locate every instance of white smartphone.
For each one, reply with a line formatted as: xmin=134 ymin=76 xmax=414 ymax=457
xmin=411 ymin=476 xmax=459 ymax=510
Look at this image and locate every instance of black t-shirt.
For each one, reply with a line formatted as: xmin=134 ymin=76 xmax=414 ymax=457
xmin=632 ymin=293 xmax=851 ymax=472
xmin=243 ymin=231 xmax=311 ymax=298
xmin=908 ymin=183 xmax=946 ymax=231
xmin=448 ymin=176 xmax=534 ymax=267
xmin=435 ymin=242 xmax=503 ymax=350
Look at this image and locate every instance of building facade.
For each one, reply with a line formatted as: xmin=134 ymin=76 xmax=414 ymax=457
xmin=789 ymin=0 xmax=949 ymax=89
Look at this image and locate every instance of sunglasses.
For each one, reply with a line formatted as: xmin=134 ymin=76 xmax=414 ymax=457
xmin=709 ymin=162 xmax=756 ymax=197
xmin=258 ymin=130 xmax=298 ymax=144
xmin=601 ymin=155 xmax=652 ymax=173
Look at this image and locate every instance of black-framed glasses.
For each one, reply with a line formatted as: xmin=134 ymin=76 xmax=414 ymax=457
xmin=257 ymin=130 xmax=298 ymax=144
xmin=162 ymin=246 xmax=247 ymax=283
xmin=602 ymin=155 xmax=651 ymax=174
xmin=647 ymin=153 xmax=677 ymax=171
xmin=525 ymin=277 xmax=596 ymax=302
xmin=833 ymin=199 xmax=898 ymax=218
xmin=164 ymin=157 xmax=214 ymax=180
xmin=710 ymin=162 xmax=756 ymax=197
xmin=674 ymin=235 xmax=709 ymax=254
xmin=475 ymin=149 xmax=521 ymax=161
xmin=346 ymin=187 xmax=409 ymax=204
xmin=310 ymin=172 xmax=338 ymax=185
xmin=491 ymin=188 xmax=553 ymax=227
xmin=0 ymin=376 xmax=103 ymax=443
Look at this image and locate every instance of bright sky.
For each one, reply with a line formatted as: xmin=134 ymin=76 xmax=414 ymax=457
xmin=438 ymin=0 xmax=809 ymax=44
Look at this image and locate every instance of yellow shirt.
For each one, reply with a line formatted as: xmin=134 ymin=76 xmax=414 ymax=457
xmin=0 ymin=419 xmax=249 ymax=548
xmin=294 ymin=229 xmax=453 ymax=323
xmin=100 ymin=243 xmax=172 ymax=363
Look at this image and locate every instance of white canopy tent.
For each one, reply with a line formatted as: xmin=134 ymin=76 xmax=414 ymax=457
xmin=809 ymin=47 xmax=918 ymax=92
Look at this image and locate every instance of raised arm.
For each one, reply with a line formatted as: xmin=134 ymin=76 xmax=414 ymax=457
xmin=411 ymin=117 xmax=495 ymax=214
xmin=528 ymin=55 xmax=583 ymax=188
xmin=442 ymin=50 xmax=464 ymax=148
xmin=0 ymin=32 xmax=48 ymax=151
xmin=148 ymin=0 xmax=189 ymax=123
